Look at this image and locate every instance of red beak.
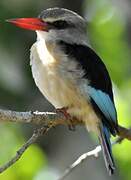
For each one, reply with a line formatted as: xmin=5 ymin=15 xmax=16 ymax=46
xmin=6 ymin=18 xmax=48 ymax=31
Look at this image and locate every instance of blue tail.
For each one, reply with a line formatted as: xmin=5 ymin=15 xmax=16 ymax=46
xmin=99 ymin=124 xmax=115 ymax=175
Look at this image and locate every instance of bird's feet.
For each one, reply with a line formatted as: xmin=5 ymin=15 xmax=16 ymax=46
xmin=56 ymin=107 xmax=76 ymax=131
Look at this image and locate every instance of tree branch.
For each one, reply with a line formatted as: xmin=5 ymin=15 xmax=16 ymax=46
xmin=0 ymin=125 xmax=52 ymax=173
xmin=57 ymin=137 xmax=123 ymax=180
xmin=0 ymin=109 xmax=82 ymax=126
xmin=0 ymin=108 xmax=130 ymax=176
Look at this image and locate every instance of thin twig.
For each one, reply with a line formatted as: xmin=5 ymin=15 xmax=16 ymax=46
xmin=117 ymin=126 xmax=131 ymax=140
xmin=0 ymin=125 xmax=52 ymax=173
xmin=57 ymin=137 xmax=123 ymax=180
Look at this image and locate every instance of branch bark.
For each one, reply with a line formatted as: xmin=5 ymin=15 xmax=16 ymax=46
xmin=0 ymin=109 xmax=82 ymax=126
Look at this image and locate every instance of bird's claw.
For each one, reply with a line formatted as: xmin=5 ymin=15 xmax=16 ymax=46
xmin=55 ymin=107 xmax=76 ymax=131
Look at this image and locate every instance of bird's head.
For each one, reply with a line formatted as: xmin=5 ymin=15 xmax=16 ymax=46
xmin=7 ymin=7 xmax=88 ymax=45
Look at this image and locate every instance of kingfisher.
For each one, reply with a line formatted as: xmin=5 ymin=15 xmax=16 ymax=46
xmin=7 ymin=7 xmax=118 ymax=174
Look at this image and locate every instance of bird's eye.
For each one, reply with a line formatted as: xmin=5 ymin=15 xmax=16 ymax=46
xmin=51 ymin=20 xmax=69 ymax=29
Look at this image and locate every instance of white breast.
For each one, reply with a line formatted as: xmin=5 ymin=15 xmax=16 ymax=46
xmin=30 ymin=39 xmax=82 ymax=108
xmin=30 ymin=37 xmax=100 ymax=133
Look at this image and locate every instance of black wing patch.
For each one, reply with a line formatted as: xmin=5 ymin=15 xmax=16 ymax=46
xmin=58 ymin=41 xmax=114 ymax=101
xmin=58 ymin=41 xmax=118 ymax=134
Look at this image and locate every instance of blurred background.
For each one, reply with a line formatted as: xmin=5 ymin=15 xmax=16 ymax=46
xmin=0 ymin=0 xmax=131 ymax=179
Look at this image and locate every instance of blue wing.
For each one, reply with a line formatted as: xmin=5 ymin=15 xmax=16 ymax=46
xmin=88 ymin=86 xmax=117 ymax=135
xmin=88 ymin=86 xmax=117 ymax=122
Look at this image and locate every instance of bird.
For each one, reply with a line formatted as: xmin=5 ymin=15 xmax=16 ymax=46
xmin=7 ymin=7 xmax=118 ymax=175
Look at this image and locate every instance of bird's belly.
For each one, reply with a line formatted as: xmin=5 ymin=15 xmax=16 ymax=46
xmin=30 ymin=42 xmax=100 ymax=133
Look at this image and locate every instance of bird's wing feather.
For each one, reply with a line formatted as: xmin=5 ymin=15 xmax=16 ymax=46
xmin=88 ymin=87 xmax=116 ymax=123
xmin=59 ymin=41 xmax=118 ymax=134
xmin=88 ymin=87 xmax=117 ymax=134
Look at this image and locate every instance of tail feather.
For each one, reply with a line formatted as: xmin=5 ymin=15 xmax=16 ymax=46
xmin=99 ymin=125 xmax=115 ymax=175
